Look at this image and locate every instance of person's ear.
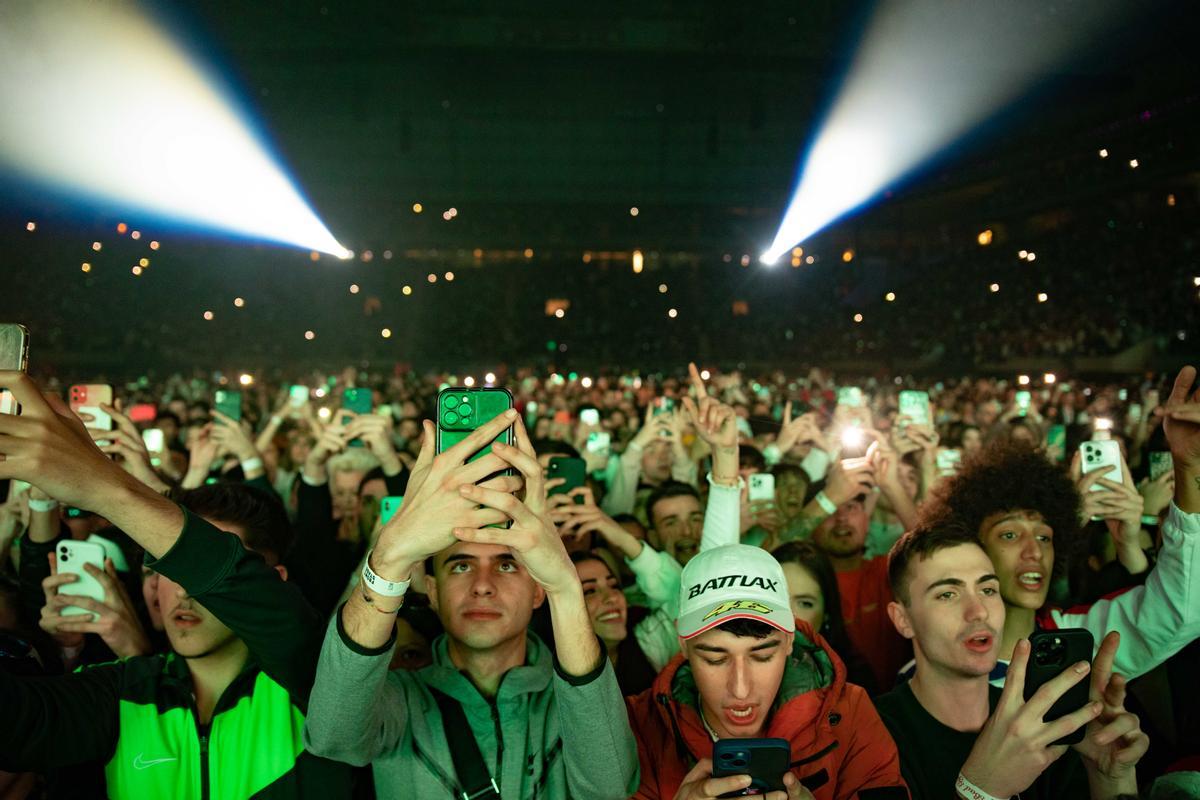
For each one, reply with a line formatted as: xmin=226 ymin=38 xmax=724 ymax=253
xmin=887 ymin=600 xmax=915 ymax=640
xmin=532 ymin=583 xmax=546 ymax=610
xmin=273 ymin=564 xmax=289 ymax=582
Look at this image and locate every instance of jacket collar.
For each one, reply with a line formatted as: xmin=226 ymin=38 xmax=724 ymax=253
xmin=422 ymin=630 xmax=553 ymax=705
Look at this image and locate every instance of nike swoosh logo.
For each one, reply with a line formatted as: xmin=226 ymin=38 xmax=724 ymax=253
xmin=133 ymin=754 xmax=178 ymax=770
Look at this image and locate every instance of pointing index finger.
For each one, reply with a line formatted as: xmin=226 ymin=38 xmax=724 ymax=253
xmin=688 ymin=362 xmax=709 ymax=400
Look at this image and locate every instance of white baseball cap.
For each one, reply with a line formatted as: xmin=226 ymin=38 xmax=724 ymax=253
xmin=676 ymin=545 xmax=795 ymax=639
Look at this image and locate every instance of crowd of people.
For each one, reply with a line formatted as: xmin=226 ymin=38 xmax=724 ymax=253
xmin=1 ymin=356 xmax=1199 ymax=799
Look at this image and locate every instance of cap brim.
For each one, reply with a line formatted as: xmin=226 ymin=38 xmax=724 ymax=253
xmin=677 ymin=601 xmax=795 ymax=640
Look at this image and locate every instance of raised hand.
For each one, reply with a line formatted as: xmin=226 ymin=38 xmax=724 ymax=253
xmin=345 ymin=413 xmax=404 ymax=476
xmin=40 ymin=554 xmax=152 ymax=659
xmin=776 ymin=401 xmax=823 ymax=458
xmin=1159 ymin=365 xmax=1200 ymax=511
xmin=960 ymin=638 xmax=1102 ymax=798
xmin=1072 ymin=632 xmax=1148 ymax=791
xmin=1072 ymin=450 xmax=1147 ymax=573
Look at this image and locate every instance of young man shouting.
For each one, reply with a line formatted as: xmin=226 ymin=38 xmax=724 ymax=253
xmin=880 ymin=523 xmax=1148 ymax=798
xmin=626 ymin=544 xmax=907 ymax=800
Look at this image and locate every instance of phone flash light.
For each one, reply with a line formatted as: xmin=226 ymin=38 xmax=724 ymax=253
xmin=1043 ymin=373 xmax=1056 ymax=384
xmin=317 ymin=407 xmax=331 ymax=420
xmin=1095 ymin=418 xmax=1113 ymax=431
xmin=841 ymin=428 xmax=864 ymax=448
xmin=1017 ymin=375 xmax=1031 ymax=386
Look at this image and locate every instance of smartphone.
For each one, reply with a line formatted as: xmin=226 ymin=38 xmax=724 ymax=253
xmin=57 ymin=540 xmax=107 ymax=618
xmin=898 ymin=390 xmax=930 ymax=427
xmin=289 ymin=385 xmax=310 ymax=408
xmin=586 ymin=430 xmax=612 ymax=457
xmin=380 ymin=496 xmax=404 ymax=526
xmin=128 ymin=403 xmax=158 ymax=424
xmin=142 ymin=428 xmax=165 ymax=453
xmin=1079 ymin=440 xmax=1122 ymax=492
xmin=341 ymin=388 xmax=372 ymax=445
xmin=580 ymin=407 xmax=601 ymax=427
xmin=1118 ymin=388 xmax=1128 ymax=402
xmin=548 ymin=457 xmax=588 ymax=504
xmin=1015 ymin=391 xmax=1032 ymax=417
xmin=1025 ymin=629 xmax=1095 ymax=746
xmin=553 ymin=410 xmax=572 ymax=425
xmin=935 ymin=448 xmax=962 ymax=476
xmin=1127 ymin=403 xmax=1142 ymax=423
xmin=652 ymin=397 xmax=675 ymax=417
xmin=836 ymin=386 xmax=864 ymax=408
xmin=69 ymin=384 xmax=114 ymax=431
xmin=214 ymin=389 xmax=242 ymax=423
xmin=711 ymin=737 xmax=789 ymax=797
xmin=435 ymin=387 xmax=515 ymax=469
xmin=1046 ymin=424 xmax=1066 ymax=462
xmin=748 ymin=473 xmax=776 ymax=503
xmin=0 ymin=323 xmax=29 ymax=415
xmin=1149 ymin=451 xmax=1174 ymax=481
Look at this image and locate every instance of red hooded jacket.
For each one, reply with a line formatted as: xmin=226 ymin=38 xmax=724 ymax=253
xmin=625 ymin=621 xmax=908 ymax=799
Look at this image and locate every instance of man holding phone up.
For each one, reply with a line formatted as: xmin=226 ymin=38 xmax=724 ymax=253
xmin=0 ymin=373 xmax=353 ymax=796
xmin=917 ymin=364 xmax=1200 ymax=686
xmin=302 ymin=411 xmax=639 ymax=799
xmin=626 ymin=544 xmax=907 ymax=800
xmin=879 ymin=523 xmax=1148 ymax=798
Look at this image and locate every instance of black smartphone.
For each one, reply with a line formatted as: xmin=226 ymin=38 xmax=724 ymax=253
xmin=712 ymin=737 xmax=790 ymax=797
xmin=1024 ymin=628 xmax=1095 ymax=746
xmin=547 ymin=457 xmax=587 ymax=504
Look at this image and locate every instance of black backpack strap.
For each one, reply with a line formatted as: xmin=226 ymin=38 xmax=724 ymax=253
xmin=429 ymin=687 xmax=502 ymax=800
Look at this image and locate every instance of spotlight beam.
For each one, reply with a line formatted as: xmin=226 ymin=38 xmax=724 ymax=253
xmin=763 ymin=0 xmax=1127 ymax=263
xmin=0 ymin=1 xmax=348 ymax=257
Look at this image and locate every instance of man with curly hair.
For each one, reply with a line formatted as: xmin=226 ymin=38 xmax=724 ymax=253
xmin=917 ymin=366 xmax=1200 ymax=685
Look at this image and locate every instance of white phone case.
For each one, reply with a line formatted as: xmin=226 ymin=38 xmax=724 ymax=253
xmin=899 ymin=391 xmax=931 ymax=426
xmin=1080 ymin=440 xmax=1122 ymax=491
xmin=748 ymin=473 xmax=776 ymax=502
xmin=57 ymin=540 xmax=107 ymax=617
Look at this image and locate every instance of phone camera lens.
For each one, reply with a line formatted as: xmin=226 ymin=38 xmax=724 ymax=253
xmin=443 ymin=395 xmax=459 ymax=409
xmin=458 ymin=403 xmax=472 ymax=417
xmin=443 ymin=411 xmax=460 ymax=426
xmin=732 ymin=758 xmax=747 ymax=768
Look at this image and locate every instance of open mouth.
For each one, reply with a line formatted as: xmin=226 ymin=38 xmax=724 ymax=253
xmin=596 ymin=610 xmax=624 ymax=623
xmin=723 ymin=705 xmax=758 ymax=727
xmin=963 ymin=632 xmax=994 ymax=653
xmin=1016 ymin=571 xmax=1045 ymax=591
xmin=172 ymin=610 xmax=202 ymax=628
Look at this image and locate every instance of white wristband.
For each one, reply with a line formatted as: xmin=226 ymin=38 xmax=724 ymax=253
xmin=814 ymin=490 xmax=838 ymax=515
xmin=28 ymin=498 xmax=59 ymax=513
xmin=361 ymin=550 xmax=411 ymax=598
xmin=240 ymin=457 xmax=264 ymax=473
xmin=955 ymin=773 xmax=1008 ymax=800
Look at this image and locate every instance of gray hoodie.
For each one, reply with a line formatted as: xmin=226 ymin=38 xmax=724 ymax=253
xmin=303 ymin=611 xmax=638 ymax=800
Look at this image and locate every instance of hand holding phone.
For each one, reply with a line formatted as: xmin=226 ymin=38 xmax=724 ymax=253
xmin=0 ymin=323 xmax=29 ymax=415
xmin=70 ymin=384 xmax=114 ymax=432
xmin=747 ymin=473 xmax=775 ymax=503
xmin=959 ymin=636 xmax=1102 ymax=798
xmin=711 ymin=737 xmax=790 ymax=797
xmin=53 ymin=541 xmax=107 ymax=617
xmin=547 ymin=457 xmax=587 ymax=504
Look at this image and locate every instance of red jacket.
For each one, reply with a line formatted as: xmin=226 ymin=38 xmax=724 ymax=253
xmin=625 ymin=621 xmax=908 ymax=800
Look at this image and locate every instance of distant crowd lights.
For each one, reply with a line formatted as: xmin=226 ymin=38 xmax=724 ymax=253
xmin=977 ymin=229 xmax=993 ymax=246
xmin=233 ymin=297 xmax=245 ymax=308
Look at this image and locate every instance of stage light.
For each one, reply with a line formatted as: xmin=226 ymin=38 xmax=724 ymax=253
xmin=131 ymin=266 xmax=143 ymax=276
xmin=977 ymin=230 xmax=993 ymax=246
xmin=1017 ymin=375 xmax=1030 ymax=386
xmin=130 ymin=230 xmax=141 ymax=240
xmin=554 ymin=308 xmax=565 ymax=319
xmin=25 ymin=221 xmax=36 ymax=232
xmin=239 ymin=373 xmax=253 ymax=386
xmin=380 ymin=328 xmax=392 ymax=339
xmin=383 ymin=250 xmax=392 ymax=259
xmin=485 ymin=372 xmax=496 ymax=384
xmin=700 ymin=369 xmax=711 ymax=381
xmin=1168 ymin=194 xmax=1176 ymax=207
xmin=402 ymin=285 xmax=412 ymax=296
xmin=442 ymin=211 xmax=452 ymax=221
xmin=630 ymin=207 xmax=639 ymax=217
xmin=150 ymin=240 xmax=160 ymax=250
xmin=1044 ymin=373 xmax=1056 ymax=384
xmin=0 ymin=1 xmax=349 ymax=257
xmin=81 ymin=262 xmax=92 ymax=272
xmin=885 ymin=292 xmax=896 ymax=302
xmin=1026 ymin=252 xmax=1037 ymax=262
xmin=139 ymin=257 xmax=149 ymax=267
xmin=1098 ymin=148 xmax=1108 ymax=158
xmin=843 ymin=249 xmax=855 ymax=262
xmin=1037 ymin=292 xmax=1048 ymax=303
xmin=524 ymin=248 xmax=534 ymax=259
xmin=233 ymin=297 xmax=245 ymax=307
xmin=412 ymin=203 xmax=423 ymax=213
xmin=581 ymin=377 xmax=593 ymax=389
xmin=659 ymin=283 xmax=668 ymax=293
xmin=117 ymin=222 xmax=127 ymax=233
xmin=668 ymin=308 xmax=678 ymax=319
xmin=349 ymin=284 xmax=359 ymax=294
xmin=444 ymin=272 xmax=455 ymax=281
xmin=761 ymin=1 xmax=1126 ymax=263
xmin=1128 ymin=159 xmax=1139 ymax=169
xmin=989 ymin=283 xmax=1000 ymax=292
xmin=203 ymin=310 xmax=214 ymax=321
xmin=464 ymin=376 xmax=475 ymax=387
xmin=304 ymin=330 xmax=315 ymax=340
xmin=427 ymin=273 xmax=437 ymax=283
xmin=853 ymin=313 xmax=863 ymax=323
xmin=92 ymin=241 xmax=102 ymax=251
xmin=633 ymin=250 xmax=644 ymax=273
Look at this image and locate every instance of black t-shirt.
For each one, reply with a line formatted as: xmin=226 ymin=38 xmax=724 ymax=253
xmin=874 ymin=681 xmax=1087 ymax=799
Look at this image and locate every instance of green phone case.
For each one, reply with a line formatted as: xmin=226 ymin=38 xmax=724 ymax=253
xmin=547 ymin=457 xmax=587 ymax=503
xmin=341 ymin=388 xmax=373 ymax=446
xmin=214 ymin=390 xmax=242 ymax=423
xmin=435 ymin=387 xmax=515 ymax=468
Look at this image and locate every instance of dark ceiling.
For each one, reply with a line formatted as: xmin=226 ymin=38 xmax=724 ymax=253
xmin=170 ymin=0 xmax=1200 ymax=254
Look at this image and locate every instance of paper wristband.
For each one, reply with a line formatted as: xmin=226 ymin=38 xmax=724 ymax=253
xmin=240 ymin=457 xmax=264 ymax=473
xmin=814 ymin=490 xmax=838 ymax=515
xmin=361 ymin=550 xmax=411 ymax=598
xmin=28 ymin=499 xmax=59 ymax=513
xmin=955 ymin=774 xmax=1008 ymax=800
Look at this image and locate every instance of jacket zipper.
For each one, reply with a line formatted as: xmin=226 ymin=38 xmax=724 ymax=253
xmin=199 ymin=727 xmax=210 ymax=800
xmin=490 ymin=700 xmax=504 ymax=787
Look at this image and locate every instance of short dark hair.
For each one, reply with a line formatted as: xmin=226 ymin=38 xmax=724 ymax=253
xmin=154 ymin=411 xmax=182 ymax=429
xmin=921 ymin=440 xmax=1081 ymax=580
xmin=739 ymin=446 xmax=766 ymax=473
xmin=645 ymin=481 xmax=700 ymax=528
xmin=531 ymin=439 xmax=581 ymax=459
xmin=173 ymin=483 xmax=293 ymax=565
xmin=887 ymin=521 xmax=983 ymax=604
xmin=715 ymin=617 xmax=777 ymax=639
